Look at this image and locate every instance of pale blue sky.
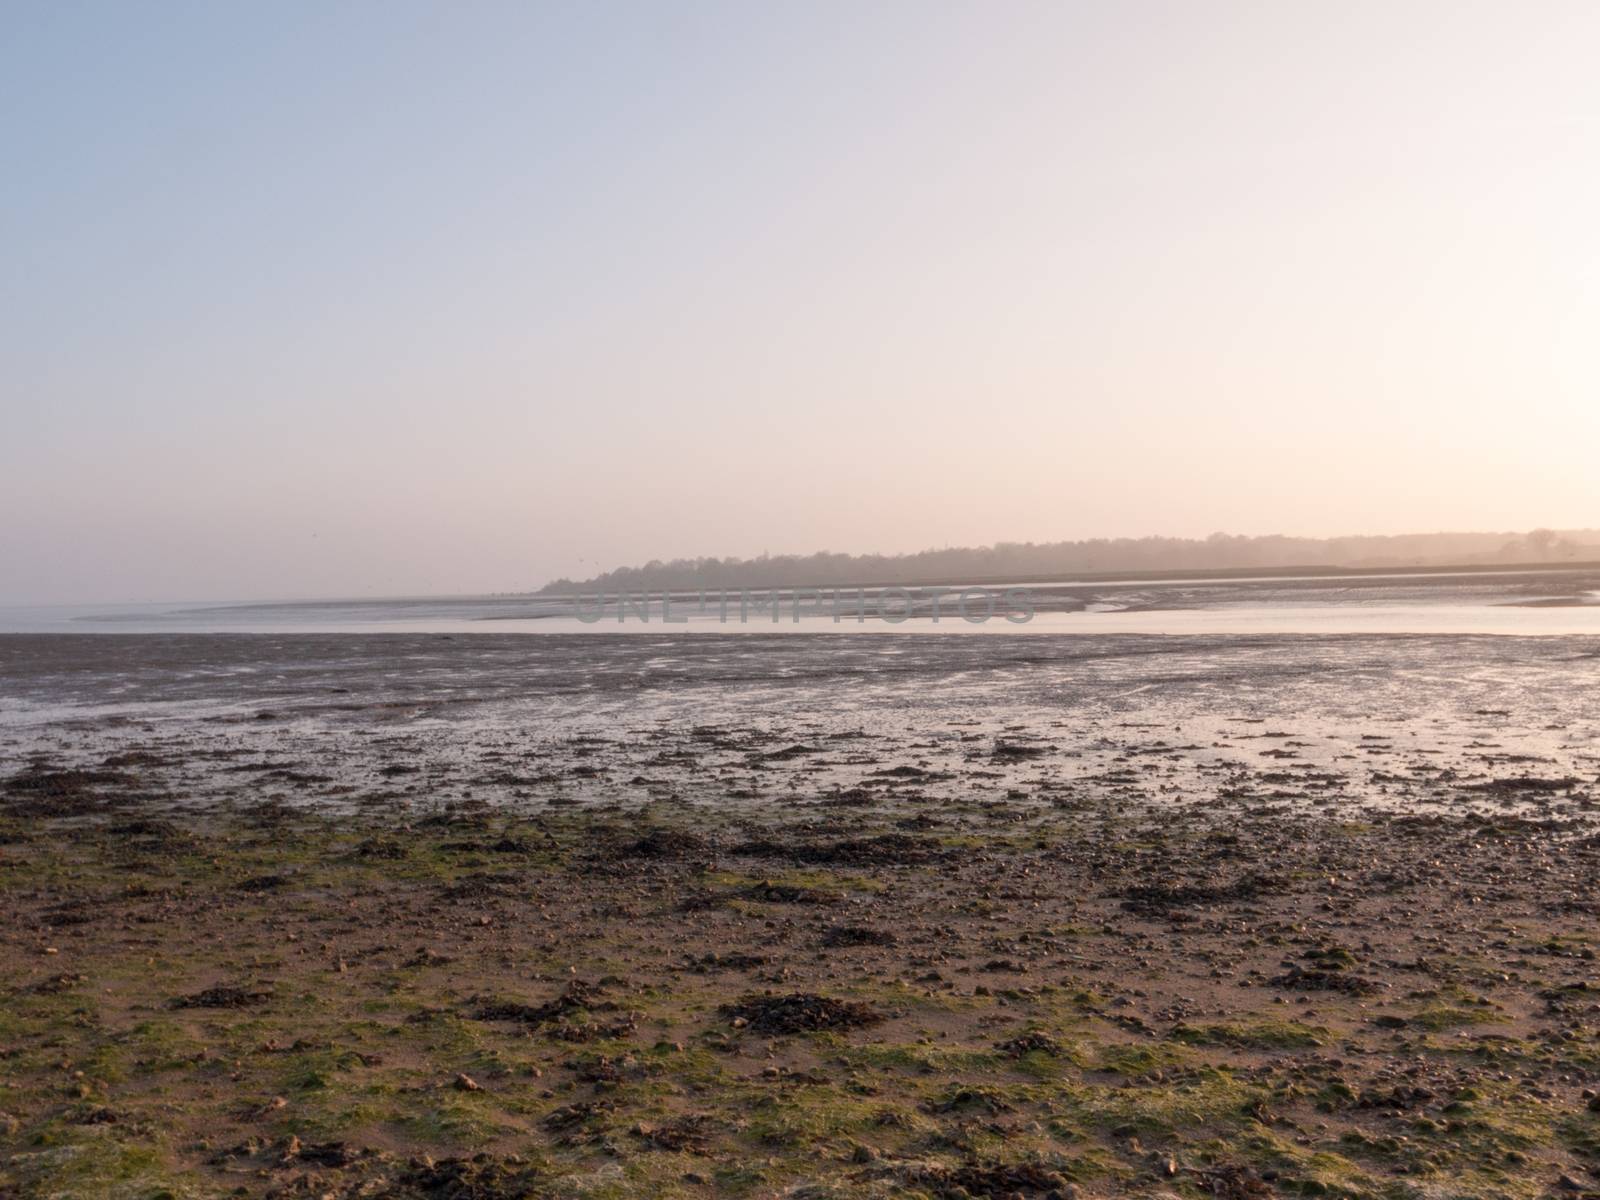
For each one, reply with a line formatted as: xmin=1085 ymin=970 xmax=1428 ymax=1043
xmin=4 ymin=2 xmax=1598 ymax=602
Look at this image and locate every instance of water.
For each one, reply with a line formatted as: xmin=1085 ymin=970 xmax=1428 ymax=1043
xmin=2 ymin=631 xmax=1596 ymax=820
xmin=3 ymin=566 xmax=1600 ymax=636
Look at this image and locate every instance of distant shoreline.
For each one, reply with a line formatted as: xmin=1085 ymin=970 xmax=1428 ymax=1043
xmin=537 ymin=558 xmax=1600 ymax=597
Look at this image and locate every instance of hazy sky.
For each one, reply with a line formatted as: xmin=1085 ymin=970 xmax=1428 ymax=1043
xmin=4 ymin=1 xmax=1597 ymax=602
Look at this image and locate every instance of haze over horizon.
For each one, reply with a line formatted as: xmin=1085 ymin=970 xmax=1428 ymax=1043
xmin=5 ymin=2 xmax=1598 ymax=604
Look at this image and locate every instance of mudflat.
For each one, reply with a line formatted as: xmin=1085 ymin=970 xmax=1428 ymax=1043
xmin=3 ymin=633 xmax=1600 ymax=1198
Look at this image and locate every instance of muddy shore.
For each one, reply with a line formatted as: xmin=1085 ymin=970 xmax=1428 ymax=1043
xmin=2 ymin=633 xmax=1600 ymax=1198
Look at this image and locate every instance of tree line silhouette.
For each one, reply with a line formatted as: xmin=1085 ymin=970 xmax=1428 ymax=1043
xmin=539 ymin=529 xmax=1598 ymax=594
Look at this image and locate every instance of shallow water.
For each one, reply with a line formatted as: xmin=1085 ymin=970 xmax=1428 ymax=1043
xmin=3 ymin=632 xmax=1596 ymax=822
xmin=5 ymin=566 xmax=1600 ymax=636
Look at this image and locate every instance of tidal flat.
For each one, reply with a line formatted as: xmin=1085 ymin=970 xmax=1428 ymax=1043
xmin=2 ymin=633 xmax=1600 ymax=1199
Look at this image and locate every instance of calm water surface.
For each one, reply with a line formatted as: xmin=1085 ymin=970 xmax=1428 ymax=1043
xmin=4 ymin=567 xmax=1600 ymax=636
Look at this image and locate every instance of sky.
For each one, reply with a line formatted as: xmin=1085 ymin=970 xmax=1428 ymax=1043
xmin=3 ymin=1 xmax=1598 ymax=603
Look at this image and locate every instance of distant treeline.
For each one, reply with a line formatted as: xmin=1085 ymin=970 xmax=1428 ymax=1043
xmin=538 ymin=529 xmax=1600 ymax=594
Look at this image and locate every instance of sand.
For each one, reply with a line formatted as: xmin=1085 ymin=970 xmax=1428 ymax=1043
xmin=2 ymin=632 xmax=1600 ymax=1198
